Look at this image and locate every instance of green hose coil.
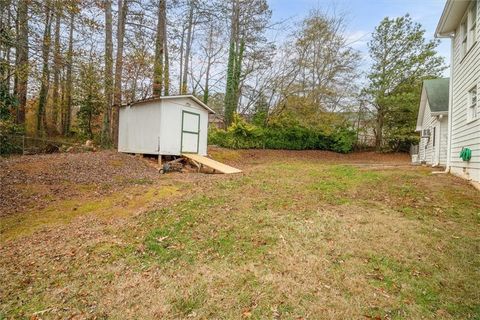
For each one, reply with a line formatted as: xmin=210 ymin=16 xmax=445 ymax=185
xmin=460 ymin=147 xmax=472 ymax=161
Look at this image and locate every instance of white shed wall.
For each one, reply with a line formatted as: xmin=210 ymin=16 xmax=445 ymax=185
xmin=449 ymin=5 xmax=480 ymax=182
xmin=118 ymin=102 xmax=161 ymax=154
xmin=158 ymin=98 xmax=209 ymax=156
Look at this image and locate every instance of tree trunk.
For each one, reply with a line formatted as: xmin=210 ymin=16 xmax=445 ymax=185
xmin=224 ymin=0 xmax=239 ymax=126
xmin=37 ymin=1 xmax=53 ymax=134
xmin=232 ymin=38 xmax=244 ymax=110
xmin=51 ymin=2 xmax=61 ymax=133
xmin=14 ymin=0 xmax=28 ymax=125
xmin=163 ymin=2 xmax=169 ymax=96
xmin=203 ymin=26 xmax=213 ymax=104
xmin=112 ymin=0 xmax=127 ymax=147
xmin=62 ymin=10 xmax=74 ymax=135
xmin=102 ymin=0 xmax=113 ymax=144
xmin=375 ymin=109 xmax=384 ymax=150
xmin=153 ymin=0 xmax=165 ymax=96
xmin=2 ymin=0 xmax=12 ymax=97
xmin=178 ymin=26 xmax=185 ymax=91
xmin=181 ymin=0 xmax=194 ymax=95
xmin=203 ymin=57 xmax=211 ymax=104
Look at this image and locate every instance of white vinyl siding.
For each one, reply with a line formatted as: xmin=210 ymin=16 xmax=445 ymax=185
xmin=449 ymin=1 xmax=480 ymax=182
xmin=440 ymin=118 xmax=449 ymax=165
xmin=418 ymin=101 xmax=448 ymax=166
xmin=419 ymin=102 xmax=434 ymax=164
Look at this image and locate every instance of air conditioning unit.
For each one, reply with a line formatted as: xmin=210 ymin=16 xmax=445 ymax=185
xmin=421 ymin=129 xmax=431 ymax=138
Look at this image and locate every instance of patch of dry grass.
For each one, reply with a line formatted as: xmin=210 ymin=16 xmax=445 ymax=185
xmin=1 ymin=185 xmax=179 ymax=242
xmin=1 ymin=153 xmax=479 ymax=319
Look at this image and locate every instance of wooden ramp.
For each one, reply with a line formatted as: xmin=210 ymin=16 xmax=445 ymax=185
xmin=182 ymin=154 xmax=242 ymax=174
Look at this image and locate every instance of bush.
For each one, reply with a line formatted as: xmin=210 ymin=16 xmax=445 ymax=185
xmin=208 ymin=114 xmax=356 ymax=153
xmin=329 ymin=127 xmax=357 ymax=153
xmin=384 ymin=127 xmax=419 ymax=152
xmin=0 ymin=120 xmax=24 ymax=155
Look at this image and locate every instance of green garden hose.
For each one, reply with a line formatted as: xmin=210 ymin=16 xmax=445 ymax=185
xmin=460 ymin=147 xmax=472 ymax=161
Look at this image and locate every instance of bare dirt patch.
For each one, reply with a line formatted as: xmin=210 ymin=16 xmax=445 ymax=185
xmin=208 ymin=147 xmax=411 ymax=168
xmin=0 ymin=151 xmax=160 ymax=217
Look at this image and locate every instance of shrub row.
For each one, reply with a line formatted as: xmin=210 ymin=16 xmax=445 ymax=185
xmin=209 ymin=118 xmax=356 ymax=154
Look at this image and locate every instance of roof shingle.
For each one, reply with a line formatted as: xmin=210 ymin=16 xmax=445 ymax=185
xmin=424 ymin=78 xmax=449 ymax=113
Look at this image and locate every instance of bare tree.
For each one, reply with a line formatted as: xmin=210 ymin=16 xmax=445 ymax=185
xmin=62 ymin=8 xmax=75 ymax=135
xmin=51 ymin=1 xmax=62 ymax=133
xmin=181 ymin=0 xmax=194 ymax=95
xmin=14 ymin=0 xmax=28 ymax=125
xmin=102 ymin=0 xmax=114 ymax=144
xmin=153 ymin=0 xmax=166 ymax=96
xmin=163 ymin=9 xmax=170 ymax=95
xmin=37 ymin=0 xmax=54 ymax=133
xmin=112 ymin=0 xmax=128 ymax=147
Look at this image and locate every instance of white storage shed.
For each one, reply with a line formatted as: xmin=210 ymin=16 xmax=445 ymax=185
xmin=118 ymin=95 xmax=215 ymax=156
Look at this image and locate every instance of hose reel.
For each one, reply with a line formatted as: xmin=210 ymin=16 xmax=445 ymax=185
xmin=460 ymin=147 xmax=472 ymax=161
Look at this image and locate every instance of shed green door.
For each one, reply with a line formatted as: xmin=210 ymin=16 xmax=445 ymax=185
xmin=181 ymin=111 xmax=200 ymax=154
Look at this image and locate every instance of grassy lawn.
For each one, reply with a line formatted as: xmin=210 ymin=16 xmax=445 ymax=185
xmin=1 ymin=150 xmax=479 ymax=319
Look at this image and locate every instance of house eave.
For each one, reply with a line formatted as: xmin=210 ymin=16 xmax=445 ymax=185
xmin=416 ymin=86 xmax=428 ymax=131
xmin=435 ymin=0 xmax=470 ymax=38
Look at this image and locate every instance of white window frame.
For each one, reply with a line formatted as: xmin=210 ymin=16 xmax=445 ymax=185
xmin=461 ymin=1 xmax=478 ymax=59
xmin=469 ymin=1 xmax=477 ymax=46
xmin=467 ymin=85 xmax=478 ymax=123
xmin=461 ymin=18 xmax=468 ymax=57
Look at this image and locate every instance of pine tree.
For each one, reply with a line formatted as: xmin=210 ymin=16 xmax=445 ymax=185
xmin=366 ymin=14 xmax=445 ymax=150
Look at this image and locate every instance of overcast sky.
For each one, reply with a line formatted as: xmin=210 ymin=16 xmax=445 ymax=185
xmin=268 ymin=0 xmax=451 ymax=74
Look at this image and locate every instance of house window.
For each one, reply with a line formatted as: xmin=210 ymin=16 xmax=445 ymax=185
xmin=461 ymin=1 xmax=478 ymax=59
xmin=462 ymin=20 xmax=468 ymax=57
xmin=432 ymin=127 xmax=436 ymax=147
xmin=468 ymin=85 xmax=478 ymax=122
xmin=470 ymin=1 xmax=477 ymax=45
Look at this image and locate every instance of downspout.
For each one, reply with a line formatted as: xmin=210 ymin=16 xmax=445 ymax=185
xmin=436 ymin=115 xmax=443 ymax=167
xmin=445 ymin=33 xmax=455 ymax=173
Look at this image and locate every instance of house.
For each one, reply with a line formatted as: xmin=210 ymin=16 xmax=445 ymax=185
xmin=118 ymin=95 xmax=215 ymax=157
xmin=415 ymin=78 xmax=450 ymax=166
xmin=436 ymin=0 xmax=480 ymax=183
xmin=340 ymin=111 xmax=376 ymax=148
xmin=208 ymin=113 xmax=225 ymax=129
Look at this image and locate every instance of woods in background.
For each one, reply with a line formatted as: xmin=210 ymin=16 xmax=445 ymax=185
xmin=1 ymin=0 xmax=445 ymax=152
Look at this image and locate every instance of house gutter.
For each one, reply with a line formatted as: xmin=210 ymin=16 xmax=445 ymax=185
xmin=435 ymin=0 xmax=453 ymax=38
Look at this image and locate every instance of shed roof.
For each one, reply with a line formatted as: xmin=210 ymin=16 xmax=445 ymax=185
xmin=423 ymin=78 xmax=449 ymax=113
xmin=122 ymin=95 xmax=216 ymax=114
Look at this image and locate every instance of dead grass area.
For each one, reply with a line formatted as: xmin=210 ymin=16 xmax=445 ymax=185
xmin=1 ymin=148 xmax=479 ymax=319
